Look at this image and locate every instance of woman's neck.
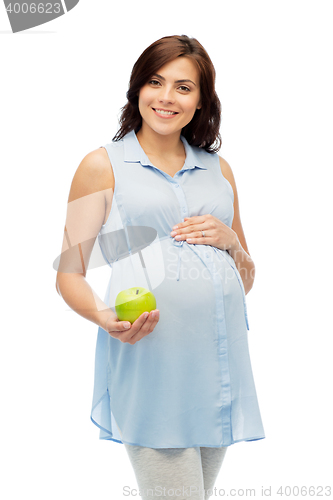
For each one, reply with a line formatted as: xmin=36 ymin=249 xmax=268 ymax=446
xmin=136 ymin=126 xmax=185 ymax=159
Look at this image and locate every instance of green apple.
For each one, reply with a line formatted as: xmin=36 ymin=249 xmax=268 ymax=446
xmin=115 ymin=287 xmax=157 ymax=324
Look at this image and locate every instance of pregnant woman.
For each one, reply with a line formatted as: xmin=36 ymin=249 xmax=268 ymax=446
xmin=56 ymin=34 xmax=265 ymax=500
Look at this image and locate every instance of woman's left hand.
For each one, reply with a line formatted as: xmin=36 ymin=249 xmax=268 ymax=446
xmin=170 ymin=214 xmax=239 ymax=252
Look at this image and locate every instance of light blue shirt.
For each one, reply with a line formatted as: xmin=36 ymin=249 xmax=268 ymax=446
xmin=90 ymin=129 xmax=265 ymax=448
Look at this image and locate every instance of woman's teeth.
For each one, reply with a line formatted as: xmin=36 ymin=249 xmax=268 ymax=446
xmin=154 ymin=109 xmax=177 ymax=115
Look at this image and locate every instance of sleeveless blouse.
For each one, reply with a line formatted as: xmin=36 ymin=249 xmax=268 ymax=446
xmin=90 ymin=129 xmax=265 ymax=448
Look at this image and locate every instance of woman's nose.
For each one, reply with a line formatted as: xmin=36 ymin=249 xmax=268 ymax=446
xmin=158 ymin=87 xmax=175 ymax=104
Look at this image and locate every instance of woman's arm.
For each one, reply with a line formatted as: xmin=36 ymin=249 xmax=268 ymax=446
xmin=228 ymin=240 xmax=255 ymax=295
xmin=219 ymin=156 xmax=255 ymax=295
xmin=56 ymin=273 xmax=117 ymax=329
xmin=56 ymin=148 xmax=117 ymax=329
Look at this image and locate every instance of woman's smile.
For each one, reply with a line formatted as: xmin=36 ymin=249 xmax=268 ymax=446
xmin=152 ymin=107 xmax=179 ymax=118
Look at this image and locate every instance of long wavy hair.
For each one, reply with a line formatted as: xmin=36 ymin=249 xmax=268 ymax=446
xmin=112 ymin=35 xmax=222 ymax=153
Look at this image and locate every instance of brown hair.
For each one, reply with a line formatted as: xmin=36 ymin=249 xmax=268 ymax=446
xmin=112 ymin=35 xmax=222 ymax=153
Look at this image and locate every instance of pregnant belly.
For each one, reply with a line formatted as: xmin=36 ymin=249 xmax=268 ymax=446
xmin=107 ymin=240 xmax=247 ymax=368
xmin=107 ymin=239 xmax=245 ymax=337
xmin=150 ymin=242 xmax=244 ymax=334
xmin=159 ymin=241 xmax=241 ymax=299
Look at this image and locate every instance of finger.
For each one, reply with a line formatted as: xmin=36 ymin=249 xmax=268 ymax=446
xmin=128 ymin=311 xmax=150 ymax=334
xmin=175 ymin=220 xmax=206 ymax=238
xmin=174 ymin=226 xmax=195 ymax=239
xmin=173 ymin=217 xmax=201 ymax=231
xmin=183 ymin=215 xmax=205 ymax=225
xmin=112 ymin=311 xmax=147 ymax=332
xmin=115 ymin=313 xmax=148 ymax=344
xmin=119 ymin=320 xmax=132 ymax=331
xmin=186 ymin=233 xmax=209 ymax=244
xmin=138 ymin=310 xmax=159 ymax=333
xmin=107 ymin=319 xmax=131 ymax=335
xmin=122 ymin=313 xmax=152 ymax=344
xmin=129 ymin=310 xmax=160 ymax=344
xmin=146 ymin=310 xmax=160 ymax=329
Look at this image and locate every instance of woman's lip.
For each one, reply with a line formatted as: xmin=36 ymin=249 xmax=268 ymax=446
xmin=152 ymin=108 xmax=178 ymax=113
xmin=152 ymin=108 xmax=179 ymax=118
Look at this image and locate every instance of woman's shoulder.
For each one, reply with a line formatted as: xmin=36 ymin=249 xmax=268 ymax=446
xmin=217 ymin=154 xmax=237 ymax=202
xmin=217 ymin=154 xmax=232 ymax=176
xmin=67 ymin=147 xmax=114 ymax=204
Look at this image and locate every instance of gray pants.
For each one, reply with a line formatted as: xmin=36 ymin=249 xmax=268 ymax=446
xmin=123 ymin=443 xmax=228 ymax=500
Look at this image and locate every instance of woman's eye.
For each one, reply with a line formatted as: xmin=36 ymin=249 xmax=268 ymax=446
xmin=148 ymin=80 xmax=190 ymax=92
xmin=149 ymin=80 xmax=160 ymax=86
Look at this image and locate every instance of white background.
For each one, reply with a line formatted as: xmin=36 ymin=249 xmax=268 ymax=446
xmin=1 ymin=1 xmax=332 ymax=499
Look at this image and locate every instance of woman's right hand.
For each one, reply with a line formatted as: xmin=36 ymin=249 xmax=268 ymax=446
xmin=105 ymin=310 xmax=160 ymax=345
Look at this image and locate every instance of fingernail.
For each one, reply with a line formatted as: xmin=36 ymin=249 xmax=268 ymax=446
xmin=124 ymin=323 xmax=131 ymax=329
xmin=144 ymin=312 xmax=149 ymax=319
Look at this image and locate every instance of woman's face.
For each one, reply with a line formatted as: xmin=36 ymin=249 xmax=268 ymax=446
xmin=137 ymin=56 xmax=202 ymax=137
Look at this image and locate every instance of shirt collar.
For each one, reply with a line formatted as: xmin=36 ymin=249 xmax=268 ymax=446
xmin=123 ymin=129 xmax=207 ymax=171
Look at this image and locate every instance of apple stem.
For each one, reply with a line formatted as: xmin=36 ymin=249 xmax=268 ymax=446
xmin=136 ymin=289 xmax=139 ymax=294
